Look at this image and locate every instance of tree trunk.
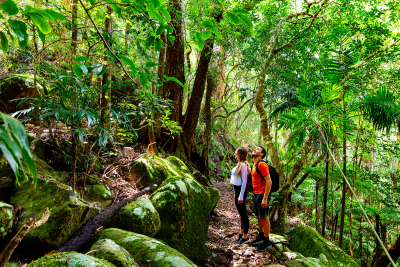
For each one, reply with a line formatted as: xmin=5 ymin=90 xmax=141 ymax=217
xmin=202 ymin=71 xmax=214 ymax=182
xmin=322 ymin=151 xmax=329 ymax=238
xmin=100 ymin=5 xmax=113 ymax=126
xmin=71 ymin=0 xmax=78 ymax=61
xmin=339 ymin=136 xmax=347 ymax=248
xmin=315 ymin=179 xmax=320 ymax=231
xmin=157 ymin=0 xmax=185 ymax=123
xmin=375 ymin=234 xmax=400 ymax=267
xmin=217 ymin=47 xmax=226 ymax=101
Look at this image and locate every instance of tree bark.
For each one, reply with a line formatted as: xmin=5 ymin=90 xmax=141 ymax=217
xmin=375 ymin=235 xmax=400 ymax=267
xmin=100 ymin=5 xmax=113 ymax=126
xmin=158 ymin=0 xmax=185 ymax=123
xmin=339 ymin=136 xmax=347 ymax=248
xmin=217 ymin=47 xmax=226 ymax=101
xmin=71 ymin=0 xmax=78 ymax=61
xmin=322 ymin=150 xmax=329 ymax=238
xmin=202 ymin=71 xmax=215 ymax=182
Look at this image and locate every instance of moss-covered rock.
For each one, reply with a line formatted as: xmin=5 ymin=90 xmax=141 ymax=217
xmin=150 ymin=176 xmax=220 ymax=265
xmin=129 ymin=154 xmax=192 ymax=187
xmin=5 ymin=261 xmax=25 ymax=267
xmin=288 ymin=225 xmax=359 ymax=267
xmin=89 ymin=238 xmax=139 ymax=267
xmin=285 ymin=257 xmax=328 ymax=267
xmin=0 ymin=176 xmax=13 ymax=189
xmin=83 ymin=228 xmax=196 ymax=267
xmin=104 ymin=196 xmax=160 ymax=237
xmin=26 ymin=252 xmax=115 ymax=267
xmin=0 ymin=153 xmax=58 ymax=182
xmin=0 ymin=74 xmax=47 ymax=114
xmin=83 ymin=184 xmax=113 ymax=208
xmin=78 ymin=174 xmax=100 ymax=185
xmin=9 ymin=178 xmax=100 ymax=248
xmin=0 ymin=202 xmax=13 ymax=238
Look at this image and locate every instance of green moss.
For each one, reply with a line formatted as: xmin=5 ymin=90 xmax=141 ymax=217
xmin=9 ymin=178 xmax=100 ymax=248
xmin=104 ymin=196 xmax=161 ymax=237
xmin=150 ymin=176 xmax=218 ymax=265
xmin=78 ymin=174 xmax=100 ymax=185
xmin=89 ymin=238 xmax=139 ymax=267
xmin=0 ymin=202 xmax=13 ymax=238
xmin=129 ymin=154 xmax=193 ymax=187
xmin=26 ymin=252 xmax=115 ymax=267
xmin=83 ymin=184 xmax=113 ymax=208
xmin=82 ymin=228 xmax=196 ymax=267
xmin=286 ymin=257 xmax=328 ymax=267
xmin=288 ymin=225 xmax=359 ymax=267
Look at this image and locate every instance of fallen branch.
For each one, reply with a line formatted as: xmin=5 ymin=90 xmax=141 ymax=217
xmin=56 ymin=183 xmax=159 ymax=253
xmin=0 ymin=208 xmax=51 ymax=267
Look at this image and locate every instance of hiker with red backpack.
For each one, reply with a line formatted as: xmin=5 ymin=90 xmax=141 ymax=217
xmin=250 ymin=146 xmax=279 ymax=251
xmin=230 ymin=147 xmax=251 ymax=245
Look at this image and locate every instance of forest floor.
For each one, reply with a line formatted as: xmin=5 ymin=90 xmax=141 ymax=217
xmin=205 ymin=179 xmax=302 ymax=267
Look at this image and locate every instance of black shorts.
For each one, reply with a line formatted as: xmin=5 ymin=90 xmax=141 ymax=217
xmin=253 ymin=193 xmax=271 ymax=219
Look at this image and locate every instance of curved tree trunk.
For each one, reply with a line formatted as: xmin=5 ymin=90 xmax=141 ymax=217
xmin=202 ymin=71 xmax=215 ymax=182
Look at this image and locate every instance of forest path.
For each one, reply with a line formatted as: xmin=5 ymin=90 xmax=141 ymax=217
xmin=205 ymin=180 xmax=284 ymax=266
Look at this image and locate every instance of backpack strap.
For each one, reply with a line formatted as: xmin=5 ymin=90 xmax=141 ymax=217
xmin=255 ymin=159 xmax=266 ymax=181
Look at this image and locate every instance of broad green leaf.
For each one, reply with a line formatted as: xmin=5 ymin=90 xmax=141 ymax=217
xmin=164 ymin=75 xmax=184 ymax=87
xmin=119 ymin=54 xmax=136 ymax=69
xmin=45 ymin=9 xmax=67 ymax=20
xmin=89 ymin=0 xmax=96 ymax=5
xmin=148 ymin=11 xmax=164 ymax=24
xmin=195 ymin=32 xmax=204 ymax=50
xmin=202 ymin=20 xmax=213 ymax=28
xmin=35 ymin=10 xmax=56 ymax=23
xmin=226 ymin=12 xmax=240 ymax=24
xmin=29 ymin=13 xmax=51 ymax=34
xmin=236 ymin=13 xmax=253 ymax=28
xmin=159 ymin=8 xmax=171 ymax=22
xmin=37 ymin=27 xmax=45 ymax=43
xmin=75 ymin=56 xmax=89 ymax=62
xmin=110 ymin=4 xmax=121 ymax=15
xmin=168 ymin=36 xmax=175 ymax=44
xmin=0 ymin=0 xmax=18 ymax=15
xmin=146 ymin=61 xmax=159 ymax=67
xmin=154 ymin=38 xmax=162 ymax=51
xmin=145 ymin=36 xmax=155 ymax=47
xmin=156 ymin=25 xmax=165 ymax=35
xmin=92 ymin=64 xmax=105 ymax=75
xmin=210 ymin=28 xmax=222 ymax=39
xmin=165 ymin=24 xmax=173 ymax=34
xmin=80 ymin=64 xmax=88 ymax=75
xmin=0 ymin=32 xmax=9 ymax=53
xmin=73 ymin=64 xmax=83 ymax=78
xmin=202 ymin=30 xmax=212 ymax=40
xmin=148 ymin=0 xmax=161 ymax=9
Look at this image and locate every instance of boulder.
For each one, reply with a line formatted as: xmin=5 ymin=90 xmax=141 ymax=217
xmin=150 ymin=176 xmax=220 ymax=264
xmin=0 ymin=153 xmax=58 ymax=182
xmin=0 ymin=74 xmax=47 ymax=114
xmin=129 ymin=154 xmax=192 ymax=187
xmin=288 ymin=225 xmax=359 ymax=267
xmin=104 ymin=196 xmax=160 ymax=237
xmin=26 ymin=252 xmax=115 ymax=267
xmin=270 ymin=233 xmax=288 ymax=252
xmin=83 ymin=184 xmax=113 ymax=208
xmin=78 ymin=174 xmax=100 ymax=185
xmin=83 ymin=228 xmax=196 ymax=266
xmin=0 ymin=202 xmax=13 ymax=238
xmin=8 ymin=178 xmax=100 ymax=249
xmin=89 ymin=238 xmax=139 ymax=267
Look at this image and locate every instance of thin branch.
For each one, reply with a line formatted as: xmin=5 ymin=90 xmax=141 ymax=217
xmin=214 ymin=97 xmax=255 ymax=119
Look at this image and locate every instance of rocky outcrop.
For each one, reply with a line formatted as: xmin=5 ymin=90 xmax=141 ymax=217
xmin=26 ymin=252 xmax=115 ymax=267
xmin=89 ymin=238 xmax=139 ymax=267
xmin=83 ymin=228 xmax=196 ymax=266
xmin=129 ymin=154 xmax=192 ymax=187
xmin=288 ymin=225 xmax=359 ymax=267
xmin=150 ymin=176 xmax=220 ymax=265
xmin=8 ymin=178 xmax=100 ymax=249
xmin=104 ymin=196 xmax=160 ymax=237
xmin=0 ymin=202 xmax=13 ymax=238
xmin=0 ymin=74 xmax=47 ymax=114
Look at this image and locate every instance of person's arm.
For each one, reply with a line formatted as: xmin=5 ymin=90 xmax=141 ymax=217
xmin=261 ymin=173 xmax=272 ymax=208
xmin=238 ymin=166 xmax=247 ymax=204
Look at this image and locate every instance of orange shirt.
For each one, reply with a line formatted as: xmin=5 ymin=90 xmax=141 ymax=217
xmin=251 ymin=160 xmax=269 ymax=194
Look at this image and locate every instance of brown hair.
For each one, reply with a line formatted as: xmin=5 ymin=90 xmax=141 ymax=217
xmin=236 ymin=147 xmax=250 ymax=177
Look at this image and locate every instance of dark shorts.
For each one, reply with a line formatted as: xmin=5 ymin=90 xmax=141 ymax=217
xmin=253 ymin=193 xmax=271 ymax=219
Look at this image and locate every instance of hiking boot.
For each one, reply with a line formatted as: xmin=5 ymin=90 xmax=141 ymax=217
xmin=235 ymin=234 xmax=243 ymax=243
xmin=237 ymin=237 xmax=250 ymax=245
xmin=251 ymin=233 xmax=264 ymax=246
xmin=256 ymin=240 xmax=272 ymax=252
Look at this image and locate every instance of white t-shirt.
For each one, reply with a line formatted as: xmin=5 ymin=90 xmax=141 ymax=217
xmin=230 ymin=164 xmax=249 ymax=201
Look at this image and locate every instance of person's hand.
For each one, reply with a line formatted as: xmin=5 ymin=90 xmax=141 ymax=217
xmin=261 ymin=198 xmax=268 ymax=208
xmin=238 ymin=200 xmax=243 ymax=204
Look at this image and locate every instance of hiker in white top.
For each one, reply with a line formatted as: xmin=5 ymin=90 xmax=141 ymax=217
xmin=230 ymin=147 xmax=251 ymax=245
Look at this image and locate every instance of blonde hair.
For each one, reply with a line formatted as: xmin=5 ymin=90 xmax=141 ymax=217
xmin=236 ymin=147 xmax=250 ymax=177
